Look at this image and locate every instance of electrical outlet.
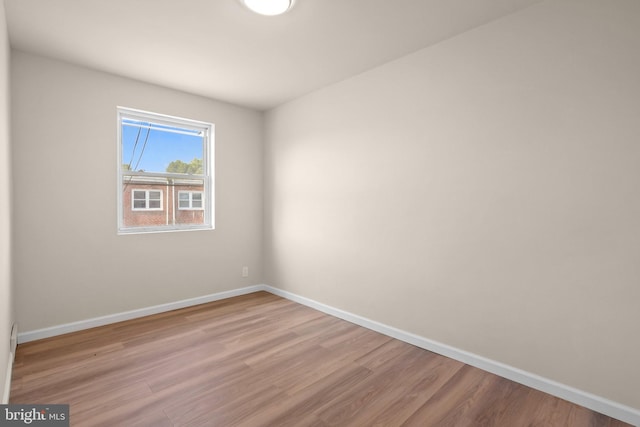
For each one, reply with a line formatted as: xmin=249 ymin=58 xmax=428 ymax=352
xmin=242 ymin=266 xmax=249 ymax=277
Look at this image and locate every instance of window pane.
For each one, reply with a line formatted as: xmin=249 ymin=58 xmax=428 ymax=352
xmin=133 ymin=200 xmax=146 ymax=209
xmin=179 ymin=200 xmax=189 ymax=208
xmin=192 ymin=200 xmax=202 ymax=208
xmin=149 ymin=200 xmax=161 ymax=209
xmin=122 ymin=119 xmax=204 ymax=174
xmin=133 ymin=191 xmax=145 ymax=200
xmin=192 ymin=193 xmax=202 ymax=201
xmin=179 ymin=193 xmax=189 ymax=201
xmin=149 ymin=191 xmax=161 ymax=200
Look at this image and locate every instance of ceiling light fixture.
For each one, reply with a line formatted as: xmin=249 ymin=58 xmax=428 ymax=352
xmin=240 ymin=0 xmax=296 ymax=16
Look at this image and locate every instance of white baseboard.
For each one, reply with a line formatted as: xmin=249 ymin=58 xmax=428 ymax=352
xmin=2 ymin=324 xmax=16 ymax=404
xmin=262 ymin=285 xmax=640 ymax=427
xmin=14 ymin=283 xmax=640 ymax=425
xmin=2 ymin=356 xmax=11 ymax=404
xmin=17 ymin=285 xmax=265 ymax=344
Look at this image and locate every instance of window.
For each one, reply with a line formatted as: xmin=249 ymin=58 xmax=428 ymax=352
xmin=117 ymin=107 xmax=214 ymax=234
xmin=178 ymin=191 xmax=204 ymax=210
xmin=132 ymin=189 xmax=163 ymax=210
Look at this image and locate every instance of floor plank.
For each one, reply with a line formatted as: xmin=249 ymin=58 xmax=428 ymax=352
xmin=10 ymin=291 xmax=632 ymax=426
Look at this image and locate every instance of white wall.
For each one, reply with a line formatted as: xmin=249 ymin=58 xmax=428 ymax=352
xmin=11 ymin=51 xmax=263 ymax=332
xmin=0 ymin=0 xmax=12 ymax=403
xmin=265 ymin=0 xmax=640 ymax=411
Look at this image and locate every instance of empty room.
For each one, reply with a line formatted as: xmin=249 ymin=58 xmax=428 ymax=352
xmin=1 ymin=0 xmax=639 ymax=426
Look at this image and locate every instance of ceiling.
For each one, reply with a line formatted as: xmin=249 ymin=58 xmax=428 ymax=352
xmin=4 ymin=0 xmax=541 ymax=110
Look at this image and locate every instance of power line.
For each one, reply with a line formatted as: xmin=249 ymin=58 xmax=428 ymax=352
xmin=132 ymin=127 xmax=152 ymax=172
xmin=126 ymin=124 xmax=143 ymax=170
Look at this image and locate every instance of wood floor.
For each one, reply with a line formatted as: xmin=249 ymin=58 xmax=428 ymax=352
xmin=11 ymin=292 xmax=631 ymax=427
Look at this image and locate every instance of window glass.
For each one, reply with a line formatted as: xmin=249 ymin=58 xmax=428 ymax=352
xmin=118 ymin=108 xmax=213 ymax=233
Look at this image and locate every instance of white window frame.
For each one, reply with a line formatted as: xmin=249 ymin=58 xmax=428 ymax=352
xmin=178 ymin=191 xmax=204 ymax=210
xmin=131 ymin=189 xmax=164 ymax=211
xmin=117 ymin=107 xmax=214 ymax=234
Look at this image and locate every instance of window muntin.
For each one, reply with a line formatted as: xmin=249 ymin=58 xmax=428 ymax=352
xmin=178 ymin=191 xmax=204 ymax=210
xmin=117 ymin=107 xmax=214 ymax=234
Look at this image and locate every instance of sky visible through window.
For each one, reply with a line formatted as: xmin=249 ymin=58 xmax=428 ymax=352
xmin=122 ymin=119 xmax=203 ymax=174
